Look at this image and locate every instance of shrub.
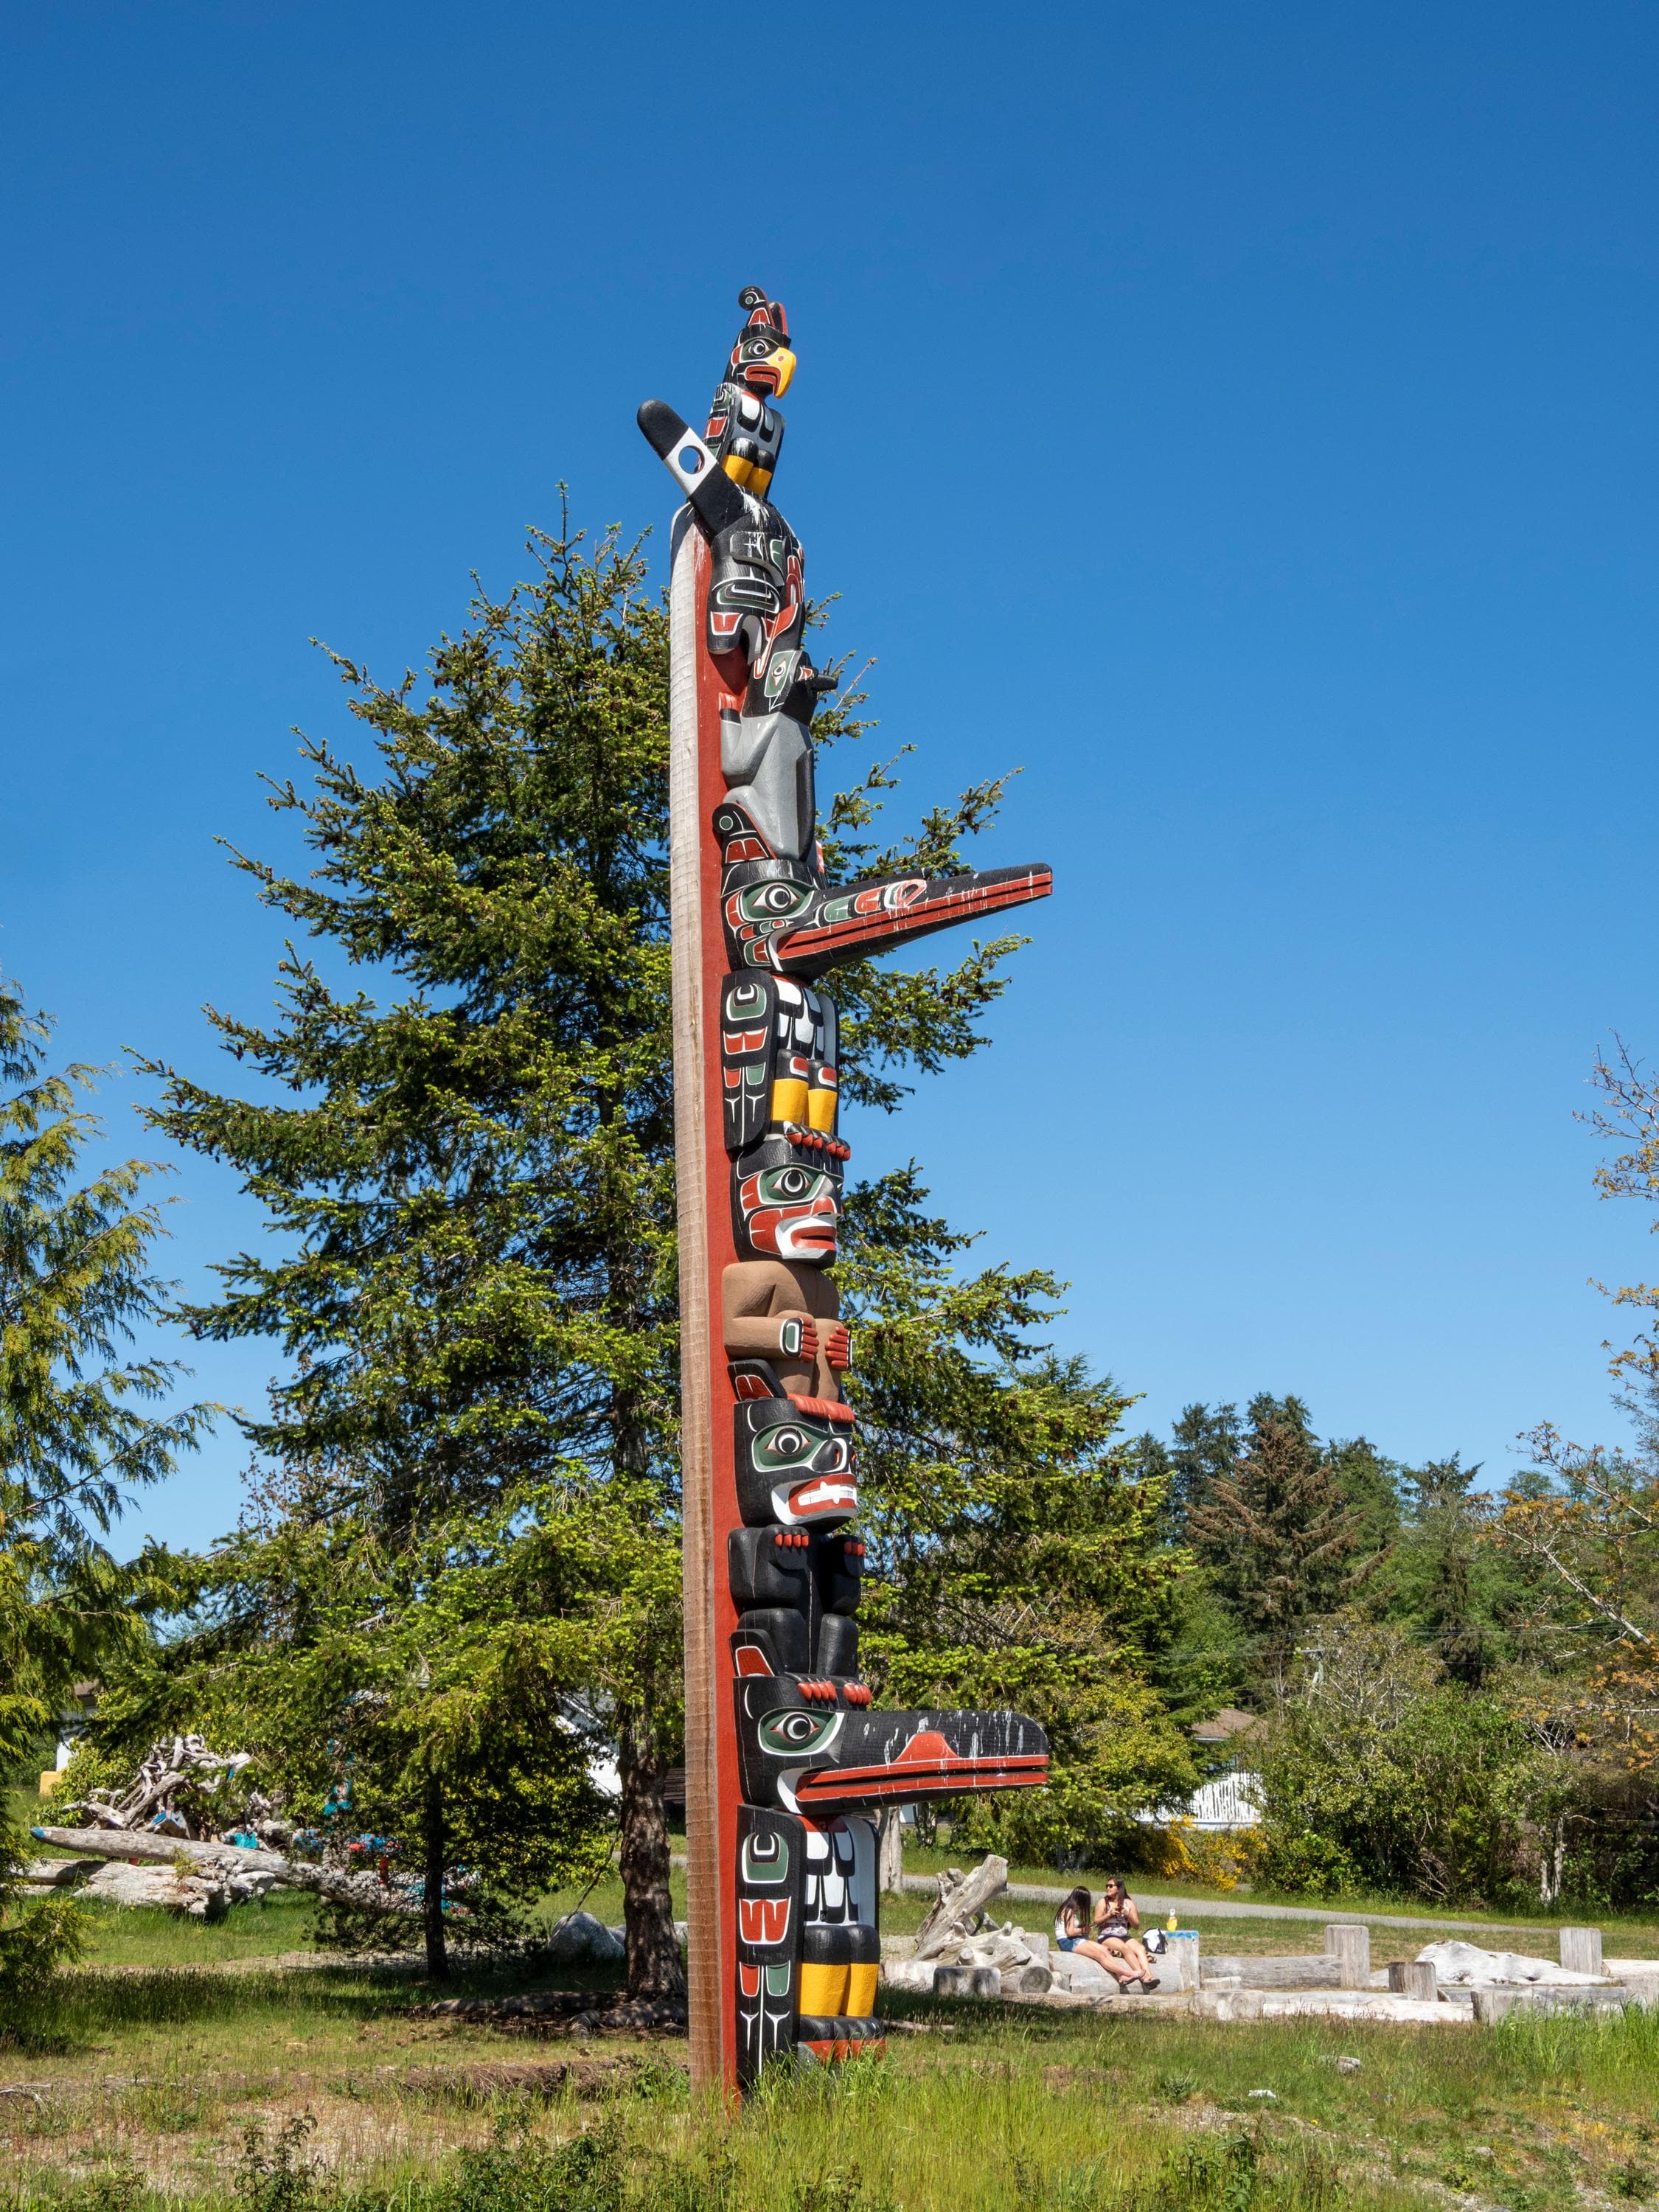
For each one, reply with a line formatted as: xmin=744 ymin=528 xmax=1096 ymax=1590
xmin=1252 ymin=1823 xmax=1359 ymax=1899
xmin=0 ymin=1803 xmax=88 ymax=2034
xmin=1133 ymin=1817 xmax=1259 ymax=1892
xmin=1251 ymin=1623 xmax=1574 ymax=1905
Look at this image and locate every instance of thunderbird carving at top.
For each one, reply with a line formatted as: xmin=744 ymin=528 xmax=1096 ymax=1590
xmin=638 ymin=288 xmax=1053 ymax=980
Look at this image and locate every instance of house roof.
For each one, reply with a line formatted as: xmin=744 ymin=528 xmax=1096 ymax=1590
xmin=1191 ymin=1706 xmax=1262 ymax=1743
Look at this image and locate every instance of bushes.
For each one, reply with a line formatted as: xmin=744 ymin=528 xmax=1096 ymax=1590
xmin=0 ymin=1800 xmax=87 ymax=2031
xmin=1251 ymin=1825 xmax=1359 ymax=1900
xmin=1132 ymin=1817 xmax=1260 ymax=1893
xmin=1251 ymin=1624 xmax=1574 ymax=1906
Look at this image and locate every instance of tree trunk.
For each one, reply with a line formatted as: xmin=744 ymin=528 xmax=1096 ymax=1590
xmin=423 ymin=1774 xmax=448 ymax=1980
xmin=1540 ymin=1818 xmax=1567 ymax=1907
xmin=618 ymin=1702 xmax=685 ymax=2000
xmin=877 ymin=1805 xmax=905 ymax=1895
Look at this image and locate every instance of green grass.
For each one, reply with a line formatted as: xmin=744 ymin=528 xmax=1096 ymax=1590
xmin=10 ymin=1971 xmax=1659 ymax=2208
xmin=11 ymin=1812 xmax=1659 ymax=2204
xmin=63 ymin=1894 xmax=327 ymax=1969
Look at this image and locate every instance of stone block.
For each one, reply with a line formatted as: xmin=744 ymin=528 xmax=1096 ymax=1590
xmin=1326 ymin=1924 xmax=1371 ymax=1989
xmin=1559 ymin=1927 xmax=1604 ymax=1978
xmin=1387 ymin=1961 xmax=1438 ymax=2000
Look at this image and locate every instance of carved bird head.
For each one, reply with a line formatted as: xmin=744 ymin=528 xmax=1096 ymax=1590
xmin=727 ymin=286 xmax=796 ymax=397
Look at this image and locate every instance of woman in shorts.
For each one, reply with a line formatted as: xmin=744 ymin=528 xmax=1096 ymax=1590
xmin=1091 ymin=1877 xmax=1158 ymax=1988
xmin=1053 ymin=1885 xmax=1146 ymax=1991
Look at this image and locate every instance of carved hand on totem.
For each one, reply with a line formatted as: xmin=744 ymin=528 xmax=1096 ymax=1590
xmin=777 ymin=1315 xmax=851 ymax=1371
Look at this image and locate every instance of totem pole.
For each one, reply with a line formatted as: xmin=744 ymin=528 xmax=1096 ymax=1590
xmin=642 ymin=288 xmax=1054 ymax=2096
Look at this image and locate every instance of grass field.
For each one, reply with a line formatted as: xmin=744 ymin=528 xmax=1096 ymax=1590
xmin=11 ymin=1822 xmax=1659 ymax=2204
xmin=5 ymin=1947 xmax=1659 ymax=2208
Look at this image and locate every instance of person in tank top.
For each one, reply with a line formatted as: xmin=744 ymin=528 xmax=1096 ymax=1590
xmin=1051 ymin=1885 xmax=1148 ymax=1992
xmin=1091 ymin=1876 xmax=1156 ymax=1986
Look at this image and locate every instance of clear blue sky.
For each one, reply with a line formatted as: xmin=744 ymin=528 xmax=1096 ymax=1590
xmin=5 ymin=2 xmax=1656 ymax=1551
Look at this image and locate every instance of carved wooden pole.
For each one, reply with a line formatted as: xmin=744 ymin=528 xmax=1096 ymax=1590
xmin=650 ymin=287 xmax=1054 ymax=2101
xmin=669 ymin=508 xmax=741 ymax=2095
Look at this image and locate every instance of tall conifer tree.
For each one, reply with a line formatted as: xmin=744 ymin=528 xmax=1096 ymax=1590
xmin=1187 ymin=1394 xmax=1366 ymax=1702
xmin=140 ymin=518 xmax=1034 ymax=1987
xmin=0 ymin=977 xmax=209 ymax=1998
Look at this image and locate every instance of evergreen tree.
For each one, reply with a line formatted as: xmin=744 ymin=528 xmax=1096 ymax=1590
xmin=1126 ymin=1401 xmax=1242 ymax=1544
xmin=1323 ymin=1434 xmax=1402 ymax=1556
xmin=1187 ymin=1396 xmax=1366 ymax=1703
xmin=841 ymin=1171 xmax=1197 ymax=1863
xmin=0 ymin=976 xmax=210 ymax=2002
xmin=138 ymin=517 xmax=1037 ymax=1986
xmin=1394 ymin=1454 xmax=1495 ymax=1686
xmin=72 ymin=1478 xmax=650 ymax=1973
xmin=1171 ymin=1401 xmax=1242 ymax=1535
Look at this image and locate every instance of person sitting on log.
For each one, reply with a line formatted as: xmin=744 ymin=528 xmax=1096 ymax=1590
xmin=1091 ymin=1877 xmax=1158 ymax=1989
xmin=1052 ymin=1885 xmax=1147 ymax=1992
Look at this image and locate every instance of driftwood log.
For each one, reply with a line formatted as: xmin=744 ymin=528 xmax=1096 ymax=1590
xmin=61 ymin=1735 xmax=253 ymax=1836
xmin=914 ymin=1856 xmax=1009 ymax=1961
xmin=31 ymin=1824 xmax=434 ymax=1922
xmin=1202 ymin=1952 xmax=1346 ymax=1991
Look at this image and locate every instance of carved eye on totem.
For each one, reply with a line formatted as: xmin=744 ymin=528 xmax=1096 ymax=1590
xmin=751 ymin=1420 xmax=849 ymax=1475
xmin=758 ymin=1708 xmax=842 ymax=1757
xmin=737 ymin=880 xmax=813 ymax=923
xmin=749 ymin=1164 xmax=838 ymax=1214
xmin=761 ymin=1165 xmax=818 ymax=1202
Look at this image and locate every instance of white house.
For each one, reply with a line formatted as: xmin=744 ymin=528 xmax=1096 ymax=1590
xmin=1135 ymin=1706 xmax=1263 ymax=1832
xmin=1183 ymin=1707 xmax=1262 ymax=1831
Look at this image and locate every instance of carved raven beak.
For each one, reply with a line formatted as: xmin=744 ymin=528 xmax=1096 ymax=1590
xmin=787 ymin=1716 xmax=1050 ymax=1815
xmin=751 ymin=347 xmax=796 ymax=397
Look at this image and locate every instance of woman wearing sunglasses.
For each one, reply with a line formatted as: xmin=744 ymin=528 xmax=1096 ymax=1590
xmin=1091 ymin=1877 xmax=1158 ymax=1991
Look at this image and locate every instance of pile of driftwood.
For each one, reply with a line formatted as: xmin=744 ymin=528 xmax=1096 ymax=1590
xmin=882 ymin=1857 xmax=1054 ymax=1998
xmin=29 ymin=1736 xmax=431 ymax=1922
xmin=28 ymin=1819 xmax=439 ymax=1921
xmin=60 ymin=1733 xmax=261 ymax=1842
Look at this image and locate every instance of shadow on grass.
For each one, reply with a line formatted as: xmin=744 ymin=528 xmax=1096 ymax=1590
xmin=0 ymin=1952 xmax=630 ymax=2056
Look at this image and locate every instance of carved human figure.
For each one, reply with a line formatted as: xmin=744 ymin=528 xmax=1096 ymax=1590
xmin=723 ymin=1257 xmax=848 ymax=1404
